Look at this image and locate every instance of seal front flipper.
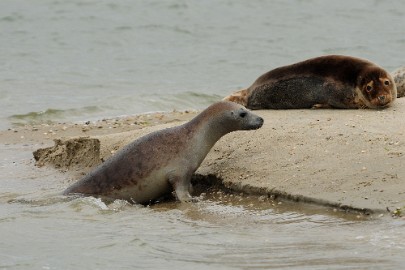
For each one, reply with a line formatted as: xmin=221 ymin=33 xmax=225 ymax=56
xmin=167 ymin=173 xmax=195 ymax=203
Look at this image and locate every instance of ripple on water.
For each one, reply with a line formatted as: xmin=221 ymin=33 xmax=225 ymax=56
xmin=8 ymin=106 xmax=104 ymax=126
xmin=1 ymin=188 xmax=405 ymax=269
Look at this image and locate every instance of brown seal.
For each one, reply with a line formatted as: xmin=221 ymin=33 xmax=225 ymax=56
xmin=224 ymin=55 xmax=397 ymax=109
xmin=63 ymin=101 xmax=264 ymax=204
xmin=392 ymin=66 xmax=405 ymax=98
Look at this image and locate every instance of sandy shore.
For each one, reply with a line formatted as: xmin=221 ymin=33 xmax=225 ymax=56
xmin=2 ymin=100 xmax=405 ymax=216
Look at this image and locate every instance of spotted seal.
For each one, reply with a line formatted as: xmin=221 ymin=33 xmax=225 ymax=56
xmin=63 ymin=101 xmax=264 ymax=204
xmin=224 ymin=55 xmax=397 ymax=109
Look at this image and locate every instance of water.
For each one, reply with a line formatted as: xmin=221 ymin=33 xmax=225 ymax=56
xmin=1 ymin=0 xmax=405 ymax=129
xmin=1 ymin=144 xmax=405 ymax=269
xmin=2 ymin=1 xmax=405 ymax=269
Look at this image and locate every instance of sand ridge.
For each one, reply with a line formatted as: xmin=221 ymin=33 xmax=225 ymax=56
xmin=3 ymin=101 xmax=405 ymax=215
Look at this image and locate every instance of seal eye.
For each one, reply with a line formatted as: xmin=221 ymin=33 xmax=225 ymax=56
xmin=366 ymin=85 xmax=372 ymax=92
xmin=239 ymin=112 xmax=247 ymax=118
xmin=384 ymin=80 xmax=390 ymax=86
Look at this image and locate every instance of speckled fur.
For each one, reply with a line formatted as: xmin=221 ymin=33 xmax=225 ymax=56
xmin=63 ymin=101 xmax=263 ymax=204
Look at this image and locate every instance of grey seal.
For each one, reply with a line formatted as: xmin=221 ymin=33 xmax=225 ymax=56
xmin=63 ymin=101 xmax=264 ymax=204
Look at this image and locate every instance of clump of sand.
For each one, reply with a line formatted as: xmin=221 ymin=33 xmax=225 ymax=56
xmin=33 ymin=137 xmax=101 ymax=170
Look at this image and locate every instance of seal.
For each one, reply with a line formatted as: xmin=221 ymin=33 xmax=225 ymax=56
xmin=63 ymin=101 xmax=264 ymax=204
xmin=391 ymin=66 xmax=405 ymax=98
xmin=224 ymin=55 xmax=397 ymax=109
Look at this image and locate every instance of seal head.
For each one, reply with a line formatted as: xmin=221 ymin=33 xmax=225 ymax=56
xmin=356 ymin=67 xmax=396 ymax=109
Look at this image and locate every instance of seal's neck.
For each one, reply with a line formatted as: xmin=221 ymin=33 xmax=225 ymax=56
xmin=180 ymin=105 xmax=242 ymax=170
xmin=185 ymin=110 xmax=235 ymax=148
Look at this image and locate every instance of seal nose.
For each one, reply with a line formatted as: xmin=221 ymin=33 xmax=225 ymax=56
xmin=378 ymin=95 xmax=385 ymax=102
xmin=378 ymin=95 xmax=390 ymax=105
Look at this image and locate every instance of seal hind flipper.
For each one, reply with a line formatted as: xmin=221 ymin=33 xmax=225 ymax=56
xmin=312 ymin=103 xmax=332 ymax=109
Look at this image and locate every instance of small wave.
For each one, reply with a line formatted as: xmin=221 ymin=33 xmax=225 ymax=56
xmin=7 ymin=91 xmax=221 ymax=127
xmin=67 ymin=196 xmax=136 ymax=213
xmin=149 ymin=91 xmax=222 ymax=109
xmin=0 ymin=14 xmax=24 ymax=22
xmin=175 ymin=91 xmax=222 ymax=100
xmin=115 ymin=25 xmax=133 ymax=31
xmin=8 ymin=106 xmax=104 ymax=126
xmin=83 ymin=197 xmax=109 ymax=210
xmin=8 ymin=194 xmax=71 ymax=207
xmin=138 ymin=24 xmax=193 ymax=35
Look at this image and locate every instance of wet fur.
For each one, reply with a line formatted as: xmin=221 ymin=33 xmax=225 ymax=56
xmin=63 ymin=101 xmax=263 ymax=204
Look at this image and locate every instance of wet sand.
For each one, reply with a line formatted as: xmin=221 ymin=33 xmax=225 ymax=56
xmin=2 ymin=100 xmax=405 ymax=216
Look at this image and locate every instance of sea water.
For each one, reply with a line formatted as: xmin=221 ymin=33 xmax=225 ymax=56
xmin=1 ymin=1 xmax=405 ymax=269
xmin=1 ymin=0 xmax=404 ymax=129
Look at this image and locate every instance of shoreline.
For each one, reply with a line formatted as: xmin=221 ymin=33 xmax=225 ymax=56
xmin=2 ymin=101 xmax=405 ymax=217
